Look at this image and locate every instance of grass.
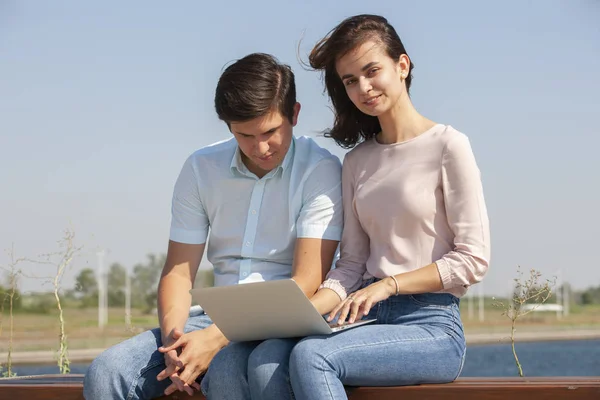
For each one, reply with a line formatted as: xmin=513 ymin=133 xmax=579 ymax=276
xmin=1 ymin=304 xmax=599 ymax=354
xmin=0 ymin=308 xmax=157 ymax=353
xmin=460 ymin=302 xmax=600 ymax=333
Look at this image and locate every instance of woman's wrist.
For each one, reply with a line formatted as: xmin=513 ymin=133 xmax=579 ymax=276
xmin=386 ymin=275 xmax=400 ymax=296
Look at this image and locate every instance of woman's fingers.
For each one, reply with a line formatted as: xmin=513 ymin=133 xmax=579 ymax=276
xmin=337 ymin=296 xmax=356 ymax=324
xmin=348 ymin=296 xmax=363 ymax=323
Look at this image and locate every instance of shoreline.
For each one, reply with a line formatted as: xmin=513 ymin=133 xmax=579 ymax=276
xmin=2 ymin=329 xmax=599 ymax=365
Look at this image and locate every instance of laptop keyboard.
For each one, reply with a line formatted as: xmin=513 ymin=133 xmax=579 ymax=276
xmin=328 ymin=319 xmax=370 ymax=328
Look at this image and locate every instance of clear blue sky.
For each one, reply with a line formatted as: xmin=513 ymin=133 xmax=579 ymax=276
xmin=1 ymin=1 xmax=598 ymax=296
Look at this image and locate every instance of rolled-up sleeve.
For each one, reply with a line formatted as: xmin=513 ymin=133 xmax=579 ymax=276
xmin=435 ymin=133 xmax=490 ymax=289
xmin=169 ymin=154 xmax=209 ymax=244
xmin=320 ymin=155 xmax=369 ymax=300
xmin=296 ymin=157 xmax=343 ymax=241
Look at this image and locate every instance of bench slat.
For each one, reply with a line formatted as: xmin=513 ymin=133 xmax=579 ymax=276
xmin=1 ymin=376 xmax=599 ymax=400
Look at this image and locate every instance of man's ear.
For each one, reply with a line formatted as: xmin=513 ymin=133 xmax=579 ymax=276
xmin=292 ymin=102 xmax=301 ymax=126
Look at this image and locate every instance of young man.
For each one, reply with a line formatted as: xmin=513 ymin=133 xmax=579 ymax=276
xmin=83 ymin=53 xmax=343 ymax=400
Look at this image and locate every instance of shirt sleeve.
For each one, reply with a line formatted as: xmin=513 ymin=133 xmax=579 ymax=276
xmin=169 ymin=154 xmax=209 ymax=244
xmin=296 ymin=157 xmax=343 ymax=241
xmin=319 ymin=155 xmax=369 ymax=300
xmin=435 ymin=133 xmax=490 ymax=289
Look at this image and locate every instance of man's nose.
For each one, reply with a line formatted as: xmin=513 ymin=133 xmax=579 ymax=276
xmin=256 ymin=140 xmax=269 ymax=155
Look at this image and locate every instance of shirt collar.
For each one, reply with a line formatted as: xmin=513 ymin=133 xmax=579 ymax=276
xmin=230 ymin=137 xmax=295 ymax=178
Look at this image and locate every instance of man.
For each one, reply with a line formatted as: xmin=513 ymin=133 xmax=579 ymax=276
xmin=83 ymin=53 xmax=343 ymax=400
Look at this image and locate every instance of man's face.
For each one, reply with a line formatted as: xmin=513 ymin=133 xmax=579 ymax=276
xmin=230 ymin=103 xmax=300 ymax=178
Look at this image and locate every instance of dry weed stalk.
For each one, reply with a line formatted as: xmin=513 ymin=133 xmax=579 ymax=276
xmin=493 ymin=267 xmax=555 ymax=377
xmin=25 ymin=228 xmax=83 ymax=374
xmin=0 ymin=244 xmax=25 ymax=377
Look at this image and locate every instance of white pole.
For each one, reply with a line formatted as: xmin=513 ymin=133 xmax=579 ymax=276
xmin=556 ymin=270 xmax=562 ymax=320
xmin=103 ymin=259 xmax=108 ymax=326
xmin=468 ymin=291 xmax=474 ymax=320
xmin=97 ymin=250 xmax=106 ymax=328
xmin=478 ymin=283 xmax=485 ymax=322
xmin=563 ymin=282 xmax=570 ymax=317
xmin=125 ymin=272 xmax=131 ymax=326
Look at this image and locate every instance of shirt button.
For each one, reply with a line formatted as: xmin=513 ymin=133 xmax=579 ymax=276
xmin=242 ymin=272 xmax=248 ymax=277
xmin=246 ymin=241 xmax=251 ymax=246
xmin=252 ymin=210 xmax=257 ymax=215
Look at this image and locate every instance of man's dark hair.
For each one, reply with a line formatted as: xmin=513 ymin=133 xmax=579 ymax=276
xmin=215 ymin=53 xmax=297 ymax=125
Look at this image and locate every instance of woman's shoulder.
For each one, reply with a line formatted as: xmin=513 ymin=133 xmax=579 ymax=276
xmin=343 ymin=138 xmax=377 ymax=163
xmin=433 ymin=125 xmax=480 ymax=164
xmin=434 ymin=124 xmax=467 ymax=141
xmin=433 ymin=125 xmax=473 ymax=151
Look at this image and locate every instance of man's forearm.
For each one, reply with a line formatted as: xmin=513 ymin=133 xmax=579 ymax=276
xmin=157 ymin=274 xmax=194 ymax=343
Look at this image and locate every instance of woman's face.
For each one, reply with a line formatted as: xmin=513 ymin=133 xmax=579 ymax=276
xmin=336 ymin=40 xmax=409 ymax=117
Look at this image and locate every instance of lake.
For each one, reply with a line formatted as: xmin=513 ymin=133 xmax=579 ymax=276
xmin=8 ymin=339 xmax=600 ymax=377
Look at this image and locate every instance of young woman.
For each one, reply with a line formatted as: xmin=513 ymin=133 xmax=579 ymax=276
xmin=289 ymin=14 xmax=490 ymax=399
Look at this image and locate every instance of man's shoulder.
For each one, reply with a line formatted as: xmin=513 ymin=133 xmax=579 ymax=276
xmin=293 ymin=136 xmax=341 ymax=169
xmin=186 ymin=137 xmax=237 ymax=165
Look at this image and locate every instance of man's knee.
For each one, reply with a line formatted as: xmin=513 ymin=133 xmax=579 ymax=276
xmin=83 ymin=348 xmax=122 ymax=399
xmin=211 ymin=342 xmax=254 ymax=376
xmin=248 ymin=338 xmax=295 ymax=370
xmin=201 ymin=342 xmax=256 ymax=396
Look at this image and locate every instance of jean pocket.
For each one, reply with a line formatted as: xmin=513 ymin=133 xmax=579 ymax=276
xmin=408 ymin=293 xmax=457 ymax=308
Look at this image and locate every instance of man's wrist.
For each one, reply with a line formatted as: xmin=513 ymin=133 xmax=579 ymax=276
xmin=205 ymin=324 xmax=229 ymax=347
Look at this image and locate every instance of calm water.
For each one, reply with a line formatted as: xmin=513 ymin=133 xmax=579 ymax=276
xmin=9 ymin=339 xmax=600 ymax=377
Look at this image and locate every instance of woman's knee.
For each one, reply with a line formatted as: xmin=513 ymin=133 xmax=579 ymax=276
xmin=289 ymin=337 xmax=326 ymax=372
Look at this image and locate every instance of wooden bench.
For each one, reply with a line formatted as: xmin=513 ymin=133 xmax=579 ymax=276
xmin=1 ymin=375 xmax=599 ymax=399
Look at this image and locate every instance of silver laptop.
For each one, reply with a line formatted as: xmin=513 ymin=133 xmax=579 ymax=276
xmin=190 ymin=279 xmax=376 ymax=342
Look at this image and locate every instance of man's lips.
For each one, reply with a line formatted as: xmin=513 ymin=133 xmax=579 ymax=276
xmin=258 ymin=154 xmax=274 ymax=161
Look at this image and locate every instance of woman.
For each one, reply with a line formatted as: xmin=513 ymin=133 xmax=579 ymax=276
xmin=289 ymin=14 xmax=490 ymax=399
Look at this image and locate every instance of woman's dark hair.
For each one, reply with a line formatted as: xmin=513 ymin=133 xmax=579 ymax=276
xmin=215 ymin=53 xmax=296 ymax=125
xmin=309 ymin=15 xmax=413 ymax=148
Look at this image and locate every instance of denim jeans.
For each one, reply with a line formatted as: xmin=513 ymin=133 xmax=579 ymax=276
xmin=289 ymin=290 xmax=466 ymax=400
xmin=83 ymin=311 xmax=296 ymax=400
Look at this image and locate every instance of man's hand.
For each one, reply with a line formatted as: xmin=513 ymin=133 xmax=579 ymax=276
xmin=156 ymin=328 xmax=199 ymax=396
xmin=158 ymin=327 xmax=226 ymax=396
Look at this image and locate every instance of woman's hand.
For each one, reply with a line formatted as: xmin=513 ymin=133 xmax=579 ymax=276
xmin=328 ymin=277 xmax=396 ymax=324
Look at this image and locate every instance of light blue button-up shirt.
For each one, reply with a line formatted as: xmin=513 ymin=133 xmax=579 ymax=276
xmin=169 ymin=136 xmax=343 ymax=287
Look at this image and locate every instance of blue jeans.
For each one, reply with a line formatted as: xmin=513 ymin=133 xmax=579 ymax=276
xmin=289 ymin=291 xmax=466 ymax=400
xmin=83 ymin=311 xmax=296 ymax=400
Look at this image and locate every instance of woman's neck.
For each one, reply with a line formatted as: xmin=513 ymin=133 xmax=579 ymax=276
xmin=377 ymin=95 xmax=436 ymax=144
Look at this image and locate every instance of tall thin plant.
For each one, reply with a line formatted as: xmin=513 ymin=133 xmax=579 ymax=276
xmin=26 ymin=228 xmax=82 ymax=374
xmin=0 ymin=244 xmax=25 ymax=378
xmin=493 ymin=267 xmax=555 ymax=377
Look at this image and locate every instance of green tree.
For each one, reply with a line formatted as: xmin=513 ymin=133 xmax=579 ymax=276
xmin=107 ymin=262 xmax=126 ymax=307
xmin=578 ymin=286 xmax=600 ymax=305
xmin=131 ymin=253 xmax=165 ymax=313
xmin=0 ymin=284 xmax=22 ymax=311
xmin=74 ymin=268 xmax=98 ymax=308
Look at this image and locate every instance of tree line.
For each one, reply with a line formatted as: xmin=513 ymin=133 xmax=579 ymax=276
xmin=0 ymin=253 xmax=215 ymax=314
